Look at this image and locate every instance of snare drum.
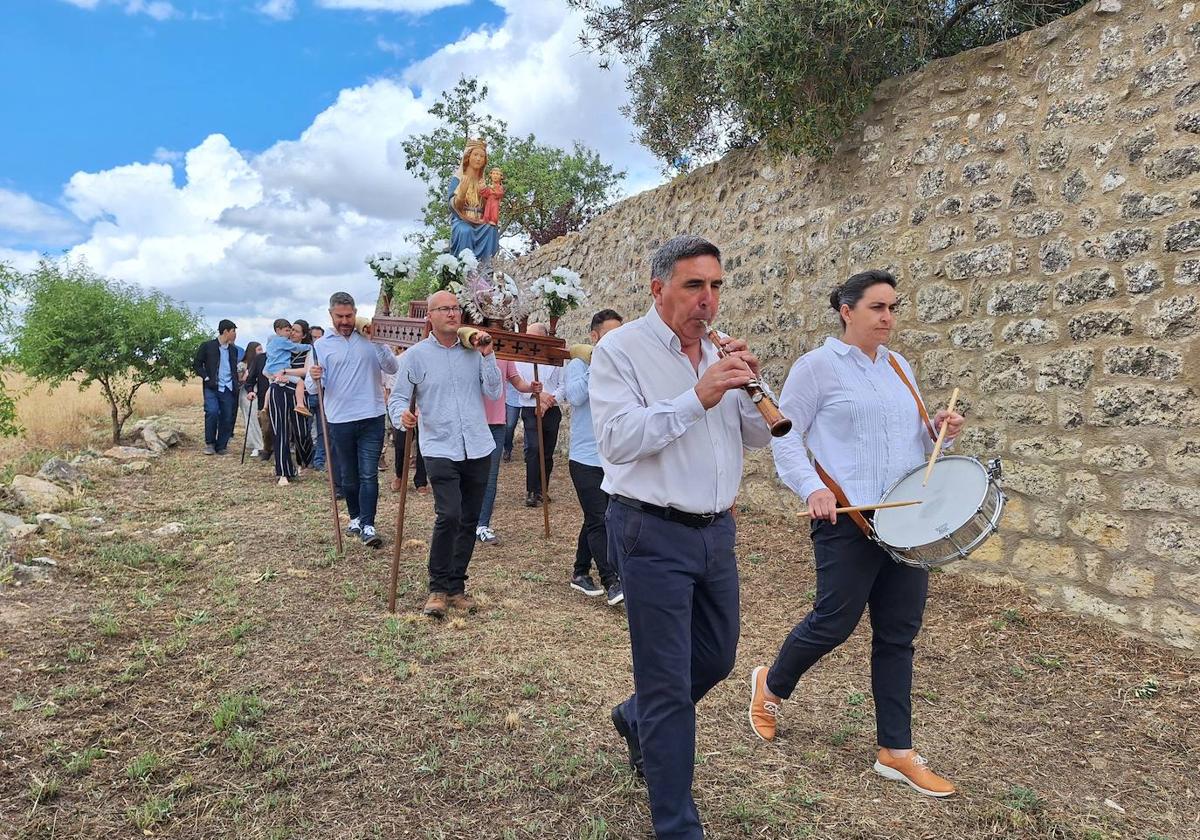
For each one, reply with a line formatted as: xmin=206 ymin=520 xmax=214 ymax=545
xmin=871 ymin=456 xmax=1005 ymax=569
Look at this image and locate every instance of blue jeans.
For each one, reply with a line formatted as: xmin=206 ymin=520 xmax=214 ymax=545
xmin=609 ymin=500 xmax=739 ymax=840
xmin=477 ymin=424 xmax=506 ymax=528
xmin=307 ymin=393 xmax=326 ymax=469
xmin=326 ymin=414 xmax=386 ymax=528
xmin=203 ymin=387 xmax=237 ymax=451
xmin=502 ymin=403 xmax=521 ymax=456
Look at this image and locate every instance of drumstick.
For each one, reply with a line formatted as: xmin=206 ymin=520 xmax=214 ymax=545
xmin=797 ymin=500 xmax=922 ymax=517
xmin=921 ymin=387 xmax=959 ymax=487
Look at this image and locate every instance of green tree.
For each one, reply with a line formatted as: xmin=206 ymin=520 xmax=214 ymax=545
xmin=0 ymin=264 xmax=21 ymax=438
xmin=11 ymin=260 xmax=206 ymax=445
xmin=400 ymin=76 xmax=625 ymax=247
xmin=570 ymin=0 xmax=1088 ymax=166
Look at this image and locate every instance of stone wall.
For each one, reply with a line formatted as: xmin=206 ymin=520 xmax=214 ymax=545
xmin=515 ymin=0 xmax=1200 ymax=650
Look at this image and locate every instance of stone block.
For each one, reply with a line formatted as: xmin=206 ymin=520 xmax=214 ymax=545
xmin=1156 ymin=604 xmax=1199 ymax=651
xmin=1039 ymin=238 xmax=1074 ymax=274
xmin=1032 ymin=507 xmax=1063 ymax=537
xmin=1106 ymin=563 xmax=1159 ymax=598
xmin=915 ymin=284 xmax=963 ymax=323
xmin=1102 ymin=345 xmax=1182 ymax=380
xmin=1092 ymin=385 xmax=1200 ymax=427
xmin=1005 ymin=462 xmax=1060 ymax=497
xmin=1067 ymin=310 xmax=1134 ymax=341
xmin=1066 ymin=471 xmax=1105 ymax=504
xmin=10 ymin=475 xmax=72 ymax=512
xmin=1083 ymin=444 xmax=1153 ymax=473
xmin=957 ymin=425 xmax=1005 ymax=457
xmin=1014 ymin=539 xmax=1077 ymax=577
xmin=1168 ymin=570 xmax=1200 ymax=605
xmin=986 ymin=280 xmax=1049 ymax=315
xmin=1165 ymin=218 xmax=1200 ymax=253
xmin=1123 ymin=261 xmax=1163 ymax=295
xmin=1055 ymin=268 xmax=1117 ymax=307
xmin=1166 ymin=438 xmax=1200 ymax=476
xmin=1013 ymin=210 xmax=1064 ymax=238
xmin=1144 ymin=519 xmax=1200 ymax=567
xmin=1010 ymin=435 xmax=1082 ymax=462
xmin=979 ymin=350 xmax=1029 ymax=392
xmin=1068 ymin=511 xmax=1129 ymax=551
xmin=993 ymin=395 xmax=1051 ymax=425
xmin=927 ymin=224 xmax=965 ymax=252
xmin=1102 ymin=228 xmax=1152 ymax=261
xmin=1175 ymin=260 xmax=1200 ymax=285
xmin=1119 ymin=192 xmax=1177 ymax=220
xmin=945 ymin=243 xmax=1012 ymax=280
xmin=1000 ymin=318 xmax=1058 ymax=345
xmin=1010 ymin=174 xmax=1037 ymax=207
xmin=1120 ymin=478 xmax=1200 ymax=515
xmin=1059 ymin=585 xmax=1145 ymax=629
xmin=1145 ymin=147 xmax=1200 ymax=182
xmin=1131 ymin=50 xmax=1189 ymax=98
xmin=1035 ymin=349 xmax=1093 ymax=392
xmin=1143 ymin=295 xmax=1198 ymax=338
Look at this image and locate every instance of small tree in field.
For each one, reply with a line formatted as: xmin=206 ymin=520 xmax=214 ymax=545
xmin=12 ymin=260 xmax=206 ymax=445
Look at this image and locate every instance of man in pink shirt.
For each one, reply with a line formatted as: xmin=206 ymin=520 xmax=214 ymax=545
xmin=477 ymin=358 xmax=543 ymax=545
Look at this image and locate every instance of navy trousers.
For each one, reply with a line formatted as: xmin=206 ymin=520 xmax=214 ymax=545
xmin=609 ymin=500 xmax=739 ymax=840
xmin=766 ymin=516 xmax=929 ymax=749
xmin=202 ymin=386 xmax=237 ymax=451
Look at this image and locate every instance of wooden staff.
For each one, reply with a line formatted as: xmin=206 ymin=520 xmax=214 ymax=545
xmin=239 ymin=396 xmax=252 ymax=464
xmin=921 ymin=387 xmax=959 ymax=487
xmin=533 ymin=363 xmax=551 ymax=539
xmin=389 ymin=386 xmax=417 ymax=614
xmin=310 ymin=343 xmax=343 ymax=557
xmin=798 ymin=499 xmax=922 ymax=518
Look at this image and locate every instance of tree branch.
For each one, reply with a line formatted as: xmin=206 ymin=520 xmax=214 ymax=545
xmin=931 ymin=0 xmax=992 ymax=53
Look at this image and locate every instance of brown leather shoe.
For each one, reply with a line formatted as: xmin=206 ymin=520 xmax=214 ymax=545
xmin=873 ymin=750 xmax=956 ymax=797
xmin=447 ymin=593 xmax=477 ymax=613
xmin=391 ymin=476 xmax=402 ymax=492
xmin=422 ymin=592 xmax=447 ymax=618
xmin=748 ymin=666 xmax=779 ymax=741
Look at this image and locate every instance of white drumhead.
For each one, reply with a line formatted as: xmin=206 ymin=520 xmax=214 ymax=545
xmin=873 ymin=456 xmax=990 ymax=548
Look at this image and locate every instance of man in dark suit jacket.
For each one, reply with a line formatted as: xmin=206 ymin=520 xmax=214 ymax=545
xmin=193 ymin=319 xmax=239 ymax=455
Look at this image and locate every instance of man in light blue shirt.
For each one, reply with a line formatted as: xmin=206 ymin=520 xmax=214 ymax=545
xmin=307 ymin=293 xmax=398 ymax=548
xmin=388 ymin=290 xmax=501 ymax=618
xmin=564 ymin=309 xmax=625 ymax=607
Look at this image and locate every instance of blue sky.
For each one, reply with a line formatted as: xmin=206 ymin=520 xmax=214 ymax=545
xmin=2 ymin=0 xmax=504 ymax=208
xmin=0 ymin=0 xmax=659 ymax=339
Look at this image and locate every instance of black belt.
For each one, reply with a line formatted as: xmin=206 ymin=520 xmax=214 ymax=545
xmin=613 ymin=495 xmax=728 ymax=529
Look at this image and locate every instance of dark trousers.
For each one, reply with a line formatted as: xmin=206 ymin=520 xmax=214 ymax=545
xmin=292 ymin=406 xmax=314 ymax=468
xmin=766 ymin=516 xmax=929 ymax=749
xmin=268 ymin=383 xmax=295 ymax=478
xmin=569 ymin=460 xmax=617 ymax=587
xmin=521 ymin=405 xmax=562 ymax=495
xmin=478 ymin=424 xmax=506 ymax=527
xmin=609 ymin=500 xmax=739 ymax=840
xmin=203 ymin=387 xmax=237 ymax=451
xmin=326 ymin=415 xmax=386 ymax=528
xmin=306 ymin=393 xmax=327 ymax=469
xmin=392 ymin=426 xmax=427 ymax=488
xmin=425 ymin=454 xmax=490 ymax=595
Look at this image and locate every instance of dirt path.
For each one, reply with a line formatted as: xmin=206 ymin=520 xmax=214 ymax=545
xmin=1 ymin=406 xmax=1196 ymax=839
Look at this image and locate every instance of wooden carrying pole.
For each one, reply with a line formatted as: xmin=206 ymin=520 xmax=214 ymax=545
xmin=922 ymin=387 xmax=960 ymax=487
xmin=310 ymin=344 xmax=344 ymax=557
xmin=389 ymin=393 xmax=416 ymax=614
xmin=533 ymin=363 xmax=551 ymax=539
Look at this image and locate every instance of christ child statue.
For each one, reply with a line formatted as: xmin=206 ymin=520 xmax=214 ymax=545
xmin=480 ymin=168 xmax=504 ymax=226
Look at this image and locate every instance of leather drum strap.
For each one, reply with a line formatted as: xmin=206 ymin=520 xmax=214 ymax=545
xmin=814 ymin=460 xmax=872 ymax=537
xmin=887 ymin=355 xmax=937 ymax=442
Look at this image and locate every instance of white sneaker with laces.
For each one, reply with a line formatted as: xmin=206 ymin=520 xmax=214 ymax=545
xmin=476 ymin=526 xmax=500 ymax=545
xmin=361 ymin=525 xmax=382 ymax=547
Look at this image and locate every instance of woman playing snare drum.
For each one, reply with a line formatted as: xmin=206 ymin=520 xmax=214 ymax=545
xmin=748 ymin=269 xmax=965 ymax=797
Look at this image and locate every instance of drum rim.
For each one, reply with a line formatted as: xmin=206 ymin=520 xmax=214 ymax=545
xmin=873 ymin=455 xmax=992 ymax=550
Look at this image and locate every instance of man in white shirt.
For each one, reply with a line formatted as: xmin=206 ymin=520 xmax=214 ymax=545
xmin=589 ymin=235 xmax=772 ymax=840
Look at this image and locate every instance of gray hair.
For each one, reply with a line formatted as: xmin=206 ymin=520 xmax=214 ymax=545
xmin=329 ymin=291 xmax=356 ymax=309
xmin=650 ymin=235 xmax=721 ymax=284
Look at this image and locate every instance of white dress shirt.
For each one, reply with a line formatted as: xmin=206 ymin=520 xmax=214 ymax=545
xmin=303 ymin=331 xmax=398 ymax=423
xmin=772 ymin=337 xmax=950 ymax=508
xmin=513 ymin=360 xmax=564 ymax=407
xmin=589 ymin=304 xmax=772 ymax=514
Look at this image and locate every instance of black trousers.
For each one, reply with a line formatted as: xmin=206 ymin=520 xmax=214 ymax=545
xmin=268 ymin=383 xmax=295 ymax=478
xmin=521 ymin=405 xmax=561 ymax=495
xmin=610 ymin=500 xmax=738 ymax=839
xmin=568 ymin=460 xmax=617 ymax=587
xmin=424 ymin=454 xmax=490 ymax=595
xmin=392 ymin=426 xmax=427 ymax=488
xmin=766 ymin=516 xmax=929 ymax=749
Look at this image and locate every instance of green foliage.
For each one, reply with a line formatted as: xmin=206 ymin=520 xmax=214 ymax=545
xmin=10 ymin=258 xmax=206 ymax=444
xmin=572 ymin=0 xmax=1088 ymax=166
xmin=393 ymin=77 xmax=624 ymax=310
xmin=0 ymin=264 xmax=22 ymax=438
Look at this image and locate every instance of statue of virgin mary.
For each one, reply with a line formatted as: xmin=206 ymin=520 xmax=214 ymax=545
xmin=448 ymin=139 xmax=500 ymax=266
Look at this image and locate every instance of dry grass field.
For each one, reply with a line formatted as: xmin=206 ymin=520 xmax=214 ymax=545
xmin=1 ymin=405 xmax=1197 ymax=839
xmin=0 ymin=374 xmax=200 ymax=472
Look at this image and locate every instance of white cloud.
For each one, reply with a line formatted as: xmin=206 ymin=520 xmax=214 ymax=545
xmin=37 ymin=0 xmax=662 ymax=338
xmin=0 ymin=189 xmax=86 ymax=249
xmin=318 ymin=0 xmax=470 ymax=13
xmin=257 ymin=0 xmax=296 ymax=21
xmin=57 ymin=0 xmax=178 ymax=19
xmin=376 ymin=35 xmax=406 ymax=57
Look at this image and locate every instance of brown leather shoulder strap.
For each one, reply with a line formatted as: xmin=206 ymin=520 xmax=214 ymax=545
xmin=813 ymin=460 xmax=872 ymax=537
xmin=887 ymin=354 xmax=937 ymax=442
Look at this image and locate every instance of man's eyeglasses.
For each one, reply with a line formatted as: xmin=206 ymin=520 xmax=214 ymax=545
xmin=429 ymin=305 xmax=462 ymax=314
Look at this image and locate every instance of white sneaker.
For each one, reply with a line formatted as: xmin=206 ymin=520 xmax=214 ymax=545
xmin=344 ymin=518 xmax=362 ymax=537
xmin=476 ymin=526 xmax=500 ymax=545
xmin=361 ymin=525 xmax=382 ymax=548
xmin=250 ymin=449 xmax=260 ymax=458
xmin=276 ymin=477 xmax=289 ymax=486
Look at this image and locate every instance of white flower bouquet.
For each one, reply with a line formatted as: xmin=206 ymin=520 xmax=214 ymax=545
xmin=530 ymin=266 xmax=587 ymax=320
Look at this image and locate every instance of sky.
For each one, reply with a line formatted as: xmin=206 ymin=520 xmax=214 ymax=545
xmin=0 ymin=0 xmax=662 ymax=343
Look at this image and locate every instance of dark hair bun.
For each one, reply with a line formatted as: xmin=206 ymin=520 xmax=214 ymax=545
xmin=829 ymin=286 xmax=842 ymax=312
